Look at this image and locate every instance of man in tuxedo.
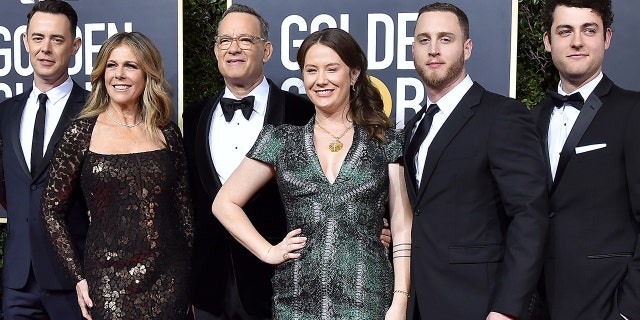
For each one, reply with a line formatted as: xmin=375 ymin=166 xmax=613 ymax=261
xmin=182 ymin=4 xmax=315 ymax=320
xmin=404 ymin=3 xmax=548 ymax=319
xmin=532 ymin=0 xmax=640 ymax=318
xmin=0 ymin=1 xmax=88 ymax=319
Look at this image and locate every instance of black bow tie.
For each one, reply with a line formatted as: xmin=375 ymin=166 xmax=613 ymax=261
xmin=547 ymin=90 xmax=584 ymax=110
xmin=220 ymin=96 xmax=255 ymax=122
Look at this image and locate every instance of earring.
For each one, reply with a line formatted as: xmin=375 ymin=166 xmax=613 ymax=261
xmin=351 ymin=84 xmax=356 ymax=92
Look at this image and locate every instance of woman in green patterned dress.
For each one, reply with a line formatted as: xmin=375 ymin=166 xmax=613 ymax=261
xmin=213 ymin=28 xmax=412 ymax=319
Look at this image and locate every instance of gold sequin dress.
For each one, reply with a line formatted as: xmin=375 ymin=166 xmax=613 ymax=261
xmin=41 ymin=117 xmax=194 ymax=319
xmin=247 ymin=120 xmax=403 ymax=319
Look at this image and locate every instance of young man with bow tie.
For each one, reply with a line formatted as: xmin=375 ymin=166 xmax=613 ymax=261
xmin=531 ymin=0 xmax=640 ymax=318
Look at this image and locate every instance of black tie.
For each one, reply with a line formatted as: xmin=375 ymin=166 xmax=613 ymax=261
xmin=31 ymin=93 xmax=47 ymax=177
xmin=547 ymin=90 xmax=584 ymax=110
xmin=406 ymin=104 xmax=440 ymax=171
xmin=220 ymin=96 xmax=255 ymax=122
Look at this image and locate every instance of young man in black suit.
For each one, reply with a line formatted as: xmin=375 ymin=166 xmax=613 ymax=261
xmin=532 ymin=0 xmax=640 ymax=318
xmin=0 ymin=1 xmax=88 ymax=319
xmin=404 ymin=3 xmax=548 ymax=319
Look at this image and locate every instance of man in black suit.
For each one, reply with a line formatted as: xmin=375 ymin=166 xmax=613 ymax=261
xmin=0 ymin=1 xmax=88 ymax=319
xmin=182 ymin=4 xmax=315 ymax=320
xmin=532 ymin=0 xmax=640 ymax=318
xmin=404 ymin=3 xmax=548 ymax=319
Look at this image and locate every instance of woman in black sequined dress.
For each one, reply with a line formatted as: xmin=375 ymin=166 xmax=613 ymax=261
xmin=41 ymin=32 xmax=193 ymax=320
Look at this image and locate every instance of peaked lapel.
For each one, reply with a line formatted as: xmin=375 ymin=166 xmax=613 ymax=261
xmin=194 ymin=94 xmax=224 ymax=198
xmin=535 ymin=100 xmax=555 ymax=190
xmin=550 ymin=76 xmax=610 ymax=193
xmin=416 ymin=83 xmax=481 ymax=200
xmin=32 ymin=82 xmax=88 ymax=181
xmin=7 ymin=89 xmax=32 ymax=177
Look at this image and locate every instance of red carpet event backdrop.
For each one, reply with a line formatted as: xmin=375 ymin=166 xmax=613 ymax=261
xmin=235 ymin=0 xmax=517 ymax=127
xmin=0 ymin=0 xmax=180 ymax=119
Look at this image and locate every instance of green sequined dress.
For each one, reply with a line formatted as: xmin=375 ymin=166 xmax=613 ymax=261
xmin=247 ymin=119 xmax=403 ymax=319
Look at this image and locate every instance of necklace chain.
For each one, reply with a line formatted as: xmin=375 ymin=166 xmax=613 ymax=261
xmin=106 ymin=109 xmax=143 ymax=128
xmin=314 ymin=117 xmax=353 ymax=152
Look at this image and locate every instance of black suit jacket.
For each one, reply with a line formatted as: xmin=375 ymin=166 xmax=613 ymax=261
xmin=183 ymin=79 xmax=314 ymax=317
xmin=404 ymin=83 xmax=548 ymax=319
xmin=0 ymin=82 xmax=89 ymax=290
xmin=532 ymin=75 xmax=640 ymax=319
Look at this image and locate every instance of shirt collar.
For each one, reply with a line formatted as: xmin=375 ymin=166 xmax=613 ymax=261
xmin=557 ymin=72 xmax=603 ymax=101
xmin=222 ymin=76 xmax=269 ymax=117
xmin=426 ymin=74 xmax=473 ymax=117
xmin=31 ymin=76 xmax=73 ymax=105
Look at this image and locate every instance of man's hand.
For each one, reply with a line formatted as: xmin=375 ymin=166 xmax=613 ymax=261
xmin=380 ymin=218 xmax=392 ymax=250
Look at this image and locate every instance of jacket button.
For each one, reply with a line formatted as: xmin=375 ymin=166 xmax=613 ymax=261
xmin=414 ymin=209 xmax=421 ymax=216
xmin=549 ymin=211 xmax=556 ymax=218
xmin=30 ymin=185 xmax=37 ymax=191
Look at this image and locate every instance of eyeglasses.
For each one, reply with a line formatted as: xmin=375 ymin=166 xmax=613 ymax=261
xmin=215 ymin=34 xmax=266 ymax=50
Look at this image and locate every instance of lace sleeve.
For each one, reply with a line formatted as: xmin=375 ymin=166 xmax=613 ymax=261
xmin=41 ymin=118 xmax=94 ymax=282
xmin=164 ymin=122 xmax=194 ymax=248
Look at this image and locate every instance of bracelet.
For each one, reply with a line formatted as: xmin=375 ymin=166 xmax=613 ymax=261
xmin=392 ymin=242 xmax=411 ymax=247
xmin=393 ymin=290 xmax=410 ymax=298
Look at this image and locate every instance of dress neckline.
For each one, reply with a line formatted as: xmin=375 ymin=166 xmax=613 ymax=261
xmin=305 ymin=119 xmax=359 ymax=186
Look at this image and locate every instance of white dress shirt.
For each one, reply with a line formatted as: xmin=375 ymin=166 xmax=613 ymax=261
xmin=209 ymin=77 xmax=269 ymax=184
xmin=20 ymin=77 xmax=73 ymax=171
xmin=413 ymin=75 xmax=474 ymax=187
xmin=548 ymin=72 xmax=602 ymax=180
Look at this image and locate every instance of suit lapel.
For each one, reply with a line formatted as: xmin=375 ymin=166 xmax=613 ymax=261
xmin=551 ymin=77 xmax=610 ymax=193
xmin=403 ymin=110 xmax=422 ymax=201
xmin=32 ymin=82 xmax=88 ymax=180
xmin=195 ymin=94 xmax=224 ymax=198
xmin=263 ymin=79 xmax=286 ymax=126
xmin=416 ymin=83 xmax=480 ymax=199
xmin=198 ymin=81 xmax=289 ymax=199
xmin=536 ymin=100 xmax=555 ymax=189
xmin=8 ymin=89 xmax=32 ymax=177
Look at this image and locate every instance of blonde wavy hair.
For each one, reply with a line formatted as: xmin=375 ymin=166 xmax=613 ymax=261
xmin=79 ymin=31 xmax=173 ymax=144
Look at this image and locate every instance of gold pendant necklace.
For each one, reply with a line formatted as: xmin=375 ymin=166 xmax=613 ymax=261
xmin=315 ymin=117 xmax=353 ymax=152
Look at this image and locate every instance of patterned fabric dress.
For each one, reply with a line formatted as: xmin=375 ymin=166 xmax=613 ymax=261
xmin=247 ymin=119 xmax=403 ymax=320
xmin=41 ymin=117 xmax=193 ymax=319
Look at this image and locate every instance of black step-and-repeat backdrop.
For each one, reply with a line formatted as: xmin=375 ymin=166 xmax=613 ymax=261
xmin=237 ymin=0 xmax=517 ymax=128
xmin=236 ymin=0 xmax=640 ymax=126
xmin=0 ymin=0 xmax=180 ymax=220
xmin=1 ymin=0 xmax=639 ymax=220
xmin=0 ymin=0 xmax=180 ymax=115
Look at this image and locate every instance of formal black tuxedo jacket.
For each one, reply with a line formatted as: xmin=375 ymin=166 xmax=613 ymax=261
xmin=0 ymin=82 xmax=89 ymax=290
xmin=183 ymin=79 xmax=314 ymax=317
xmin=404 ymin=83 xmax=548 ymax=319
xmin=532 ymin=75 xmax=640 ymax=320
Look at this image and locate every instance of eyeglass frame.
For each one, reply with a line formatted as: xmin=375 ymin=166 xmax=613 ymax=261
xmin=214 ymin=34 xmax=267 ymax=50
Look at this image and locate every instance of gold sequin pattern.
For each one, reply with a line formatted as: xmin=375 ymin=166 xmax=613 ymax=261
xmin=41 ymin=117 xmax=194 ymax=319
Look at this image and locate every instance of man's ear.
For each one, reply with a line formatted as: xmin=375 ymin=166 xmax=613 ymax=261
xmin=262 ymin=41 xmax=273 ymax=64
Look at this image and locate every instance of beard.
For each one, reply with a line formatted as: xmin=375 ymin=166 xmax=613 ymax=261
xmin=417 ymin=54 xmax=465 ymax=90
